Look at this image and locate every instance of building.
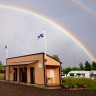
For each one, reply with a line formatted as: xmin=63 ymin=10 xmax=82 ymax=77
xmin=4 ymin=53 xmax=62 ymax=86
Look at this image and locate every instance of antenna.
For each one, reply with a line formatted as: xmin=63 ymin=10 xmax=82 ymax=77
xmin=74 ymin=51 xmax=76 ymax=66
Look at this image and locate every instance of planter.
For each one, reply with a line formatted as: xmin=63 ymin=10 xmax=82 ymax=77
xmin=21 ymin=70 xmax=26 ymax=74
xmin=1 ymin=70 xmax=5 ymax=73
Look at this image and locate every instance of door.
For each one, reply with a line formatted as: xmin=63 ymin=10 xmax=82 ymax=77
xmin=14 ymin=68 xmax=17 ymax=81
xmin=20 ymin=68 xmax=27 ymax=83
xmin=30 ymin=67 xmax=35 ymax=84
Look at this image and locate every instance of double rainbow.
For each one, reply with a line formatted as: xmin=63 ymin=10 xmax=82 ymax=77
xmin=72 ymin=0 xmax=96 ymax=18
xmin=0 ymin=4 xmax=95 ymax=62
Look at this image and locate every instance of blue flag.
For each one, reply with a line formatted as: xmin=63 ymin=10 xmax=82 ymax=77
xmin=38 ymin=33 xmax=44 ymax=39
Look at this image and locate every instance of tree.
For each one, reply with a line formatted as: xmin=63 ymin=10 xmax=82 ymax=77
xmin=62 ymin=67 xmax=71 ymax=74
xmin=0 ymin=61 xmax=4 ymax=72
xmin=79 ymin=62 xmax=84 ymax=70
xmin=92 ymin=61 xmax=96 ymax=70
xmin=71 ymin=67 xmax=80 ymax=71
xmin=61 ymin=66 xmax=63 ymax=72
xmin=84 ymin=61 xmax=92 ymax=71
xmin=52 ymin=55 xmax=60 ymax=61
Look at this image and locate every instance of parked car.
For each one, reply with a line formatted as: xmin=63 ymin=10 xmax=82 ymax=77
xmin=62 ymin=74 xmax=67 ymax=78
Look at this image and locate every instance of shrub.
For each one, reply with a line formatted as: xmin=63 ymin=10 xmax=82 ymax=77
xmin=62 ymin=77 xmax=96 ymax=90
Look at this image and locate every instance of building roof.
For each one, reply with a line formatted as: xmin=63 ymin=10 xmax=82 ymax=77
xmin=68 ymin=71 xmax=90 ymax=74
xmin=6 ymin=52 xmax=62 ymax=64
xmin=5 ymin=60 xmax=38 ymax=66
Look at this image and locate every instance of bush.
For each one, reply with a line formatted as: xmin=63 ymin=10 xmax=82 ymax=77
xmin=0 ymin=73 xmax=4 ymax=79
xmin=62 ymin=77 xmax=96 ymax=90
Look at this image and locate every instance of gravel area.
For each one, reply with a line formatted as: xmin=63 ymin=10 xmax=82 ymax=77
xmin=0 ymin=82 xmax=96 ymax=96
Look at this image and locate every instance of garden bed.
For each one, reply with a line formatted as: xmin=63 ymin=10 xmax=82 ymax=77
xmin=62 ymin=84 xmax=88 ymax=91
xmin=62 ymin=77 xmax=96 ymax=90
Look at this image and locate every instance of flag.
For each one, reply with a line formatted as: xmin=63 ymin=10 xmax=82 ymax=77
xmin=5 ymin=45 xmax=7 ymax=49
xmin=38 ymin=33 xmax=44 ymax=39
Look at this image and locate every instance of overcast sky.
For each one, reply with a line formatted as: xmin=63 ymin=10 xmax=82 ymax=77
xmin=0 ymin=0 xmax=96 ymax=68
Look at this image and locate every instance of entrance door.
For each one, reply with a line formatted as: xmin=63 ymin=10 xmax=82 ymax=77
xmin=30 ymin=67 xmax=35 ymax=84
xmin=20 ymin=68 xmax=27 ymax=83
xmin=14 ymin=68 xmax=17 ymax=81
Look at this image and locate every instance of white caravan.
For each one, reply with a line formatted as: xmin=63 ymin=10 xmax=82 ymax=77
xmin=67 ymin=71 xmax=93 ymax=78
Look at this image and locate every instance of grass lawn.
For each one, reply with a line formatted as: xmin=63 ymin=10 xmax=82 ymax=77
xmin=86 ymin=85 xmax=96 ymax=90
xmin=62 ymin=77 xmax=96 ymax=90
xmin=0 ymin=73 xmax=4 ymax=79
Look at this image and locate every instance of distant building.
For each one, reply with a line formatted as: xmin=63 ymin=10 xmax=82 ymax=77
xmin=4 ymin=53 xmax=62 ymax=87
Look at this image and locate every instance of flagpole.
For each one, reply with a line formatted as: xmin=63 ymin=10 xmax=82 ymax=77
xmin=43 ymin=27 xmax=47 ymax=61
xmin=5 ymin=44 xmax=8 ymax=59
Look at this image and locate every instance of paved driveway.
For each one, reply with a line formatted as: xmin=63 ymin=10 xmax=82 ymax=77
xmin=0 ymin=82 xmax=96 ymax=96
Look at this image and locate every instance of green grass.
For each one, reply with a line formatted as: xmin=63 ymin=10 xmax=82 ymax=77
xmin=0 ymin=73 xmax=4 ymax=79
xmin=86 ymin=85 xmax=96 ymax=90
xmin=62 ymin=77 xmax=96 ymax=90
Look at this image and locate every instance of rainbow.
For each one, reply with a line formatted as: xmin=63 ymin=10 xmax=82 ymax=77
xmin=0 ymin=4 xmax=95 ymax=62
xmin=72 ymin=0 xmax=96 ymax=18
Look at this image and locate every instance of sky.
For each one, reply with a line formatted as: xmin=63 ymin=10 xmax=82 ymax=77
xmin=0 ymin=0 xmax=96 ymax=68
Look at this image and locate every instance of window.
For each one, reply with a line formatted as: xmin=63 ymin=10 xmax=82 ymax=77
xmin=70 ymin=73 xmax=74 ymax=76
xmin=94 ymin=74 xmax=96 ymax=77
xmin=82 ymin=73 xmax=85 ymax=77
xmin=50 ymin=69 xmax=54 ymax=77
xmin=77 ymin=73 xmax=81 ymax=76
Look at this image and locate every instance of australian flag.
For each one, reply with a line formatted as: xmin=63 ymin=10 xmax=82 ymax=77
xmin=38 ymin=33 xmax=44 ymax=39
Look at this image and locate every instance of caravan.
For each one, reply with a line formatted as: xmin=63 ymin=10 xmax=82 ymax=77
xmin=67 ymin=71 xmax=96 ymax=79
